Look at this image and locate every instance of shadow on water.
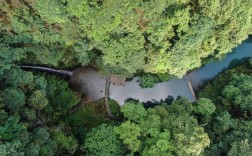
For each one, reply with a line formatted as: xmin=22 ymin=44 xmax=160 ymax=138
xmin=124 ymin=95 xmax=174 ymax=109
xmin=110 ymin=37 xmax=252 ymax=105
xmin=188 ymin=37 xmax=252 ymax=91
xmin=17 ymin=37 xmax=252 ymax=106
xmin=143 ymin=95 xmax=174 ymax=109
xmin=193 ymin=57 xmax=252 ymax=92
xmin=18 ymin=65 xmax=106 ymax=101
xmin=227 ymin=57 xmax=251 ymax=69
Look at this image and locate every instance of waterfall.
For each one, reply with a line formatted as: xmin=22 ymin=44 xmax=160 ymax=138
xmin=18 ymin=65 xmax=73 ymax=76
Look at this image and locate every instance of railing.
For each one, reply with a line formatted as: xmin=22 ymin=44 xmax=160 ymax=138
xmin=104 ymin=76 xmax=111 ymax=116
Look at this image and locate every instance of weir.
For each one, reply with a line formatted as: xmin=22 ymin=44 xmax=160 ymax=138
xmin=16 ymin=37 xmax=252 ymax=105
xmin=184 ymin=74 xmax=197 ymax=101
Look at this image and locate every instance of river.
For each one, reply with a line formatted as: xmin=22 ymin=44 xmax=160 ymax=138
xmin=109 ymin=38 xmax=252 ymax=105
xmin=19 ymin=38 xmax=252 ymax=106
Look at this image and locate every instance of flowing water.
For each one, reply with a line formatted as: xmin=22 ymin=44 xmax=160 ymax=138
xmin=188 ymin=39 xmax=252 ymax=90
xmin=18 ymin=65 xmax=73 ymax=76
xmin=110 ymin=38 xmax=252 ymax=105
xmin=19 ymin=38 xmax=252 ymax=105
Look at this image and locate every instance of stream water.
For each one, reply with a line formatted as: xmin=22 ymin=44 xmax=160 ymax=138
xmin=19 ymin=38 xmax=252 ymax=105
xmin=18 ymin=65 xmax=73 ymax=76
xmin=110 ymin=38 xmax=252 ymax=105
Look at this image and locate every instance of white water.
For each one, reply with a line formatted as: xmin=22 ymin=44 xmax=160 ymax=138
xmin=18 ymin=65 xmax=73 ymax=76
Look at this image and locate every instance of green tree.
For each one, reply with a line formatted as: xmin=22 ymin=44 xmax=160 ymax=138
xmin=0 ymin=140 xmax=24 ymax=156
xmin=114 ymin=121 xmax=141 ymax=153
xmin=194 ymin=98 xmax=216 ymax=116
xmin=50 ymin=129 xmax=78 ymax=153
xmin=0 ymin=113 xmax=28 ymax=141
xmin=24 ymin=109 xmax=37 ymax=121
xmin=1 ymin=88 xmax=25 ymax=109
xmin=139 ymin=74 xmax=160 ymax=88
xmin=198 ymin=60 xmax=252 ymax=155
xmin=28 ymin=90 xmax=48 ymax=110
xmin=193 ymin=98 xmax=216 ymax=123
xmin=222 ymin=74 xmax=252 ymax=112
xmin=82 ymin=124 xmax=123 ymax=156
xmin=2 ymin=0 xmax=252 ymax=76
xmin=161 ymin=99 xmax=210 ymax=156
xmin=115 ymin=100 xmax=209 ymax=155
xmin=121 ymin=101 xmax=148 ymax=122
xmin=228 ymin=139 xmax=252 ymax=156
xmin=2 ymin=68 xmax=33 ymax=87
xmin=39 ymin=139 xmax=58 ymax=156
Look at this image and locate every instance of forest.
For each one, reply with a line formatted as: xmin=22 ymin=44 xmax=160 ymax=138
xmin=0 ymin=0 xmax=252 ymax=155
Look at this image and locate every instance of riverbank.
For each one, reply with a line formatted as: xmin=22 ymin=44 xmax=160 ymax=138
xmin=109 ymin=38 xmax=252 ymax=105
xmin=17 ymin=37 xmax=252 ymax=106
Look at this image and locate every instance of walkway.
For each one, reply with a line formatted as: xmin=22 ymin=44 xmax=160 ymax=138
xmin=104 ymin=76 xmax=111 ymax=116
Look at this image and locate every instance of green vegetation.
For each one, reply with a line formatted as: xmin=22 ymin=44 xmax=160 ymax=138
xmin=198 ymin=59 xmax=252 ymax=155
xmin=1 ymin=0 xmax=252 ymax=155
xmin=115 ymin=99 xmax=210 ymax=155
xmin=139 ymin=73 xmax=174 ymax=88
xmin=0 ymin=67 xmax=81 ymax=155
xmin=81 ymin=123 xmax=123 ymax=156
xmin=0 ymin=59 xmax=251 ymax=155
xmin=1 ymin=0 xmax=252 ymax=77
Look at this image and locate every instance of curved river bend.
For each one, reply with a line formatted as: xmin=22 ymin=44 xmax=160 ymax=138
xmin=110 ymin=38 xmax=252 ymax=105
xmin=19 ymin=38 xmax=252 ymax=105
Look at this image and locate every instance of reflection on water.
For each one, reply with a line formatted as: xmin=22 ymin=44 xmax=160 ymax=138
xmin=188 ymin=39 xmax=252 ymax=90
xmin=110 ymin=77 xmax=195 ymax=105
xmin=110 ymin=38 xmax=252 ymax=105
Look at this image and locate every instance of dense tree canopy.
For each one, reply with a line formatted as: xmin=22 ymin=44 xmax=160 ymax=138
xmin=1 ymin=0 xmax=252 ymax=77
xmin=114 ymin=99 xmax=210 ymax=155
xmin=0 ymin=67 xmax=82 ymax=155
xmin=81 ymin=124 xmax=123 ymax=156
xmin=0 ymin=59 xmax=251 ymax=155
xmin=1 ymin=0 xmax=252 ymax=155
xmin=199 ymin=59 xmax=252 ymax=155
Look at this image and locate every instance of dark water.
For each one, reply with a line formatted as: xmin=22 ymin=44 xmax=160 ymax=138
xmin=188 ymin=39 xmax=252 ymax=90
xmin=19 ymin=66 xmax=106 ymax=101
xmin=110 ymin=38 xmax=252 ymax=105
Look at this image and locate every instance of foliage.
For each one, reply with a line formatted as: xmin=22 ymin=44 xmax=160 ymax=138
xmin=68 ymin=99 xmax=113 ymax=130
xmin=50 ymin=129 xmax=78 ymax=153
xmin=0 ymin=140 xmax=24 ymax=156
xmin=81 ymin=124 xmax=122 ymax=156
xmin=199 ymin=60 xmax=252 ymax=114
xmin=222 ymin=73 xmax=252 ymax=112
xmin=194 ymin=98 xmax=216 ymax=116
xmin=114 ymin=99 xmax=210 ymax=155
xmin=1 ymin=0 xmax=252 ymax=76
xmin=114 ymin=120 xmax=142 ymax=153
xmin=1 ymin=0 xmax=252 ymax=155
xmin=67 ymin=99 xmax=121 ymax=146
xmin=1 ymin=87 xmax=25 ymax=109
xmin=0 ymin=67 xmax=81 ymax=155
xmin=139 ymin=73 xmax=160 ymax=88
xmin=28 ymin=90 xmax=48 ymax=110
xmin=199 ymin=59 xmax=252 ymax=155
xmin=228 ymin=139 xmax=252 ymax=156
xmin=139 ymin=72 xmax=175 ymax=88
xmin=108 ymin=99 xmax=122 ymax=117
xmin=120 ymin=101 xmax=148 ymax=122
